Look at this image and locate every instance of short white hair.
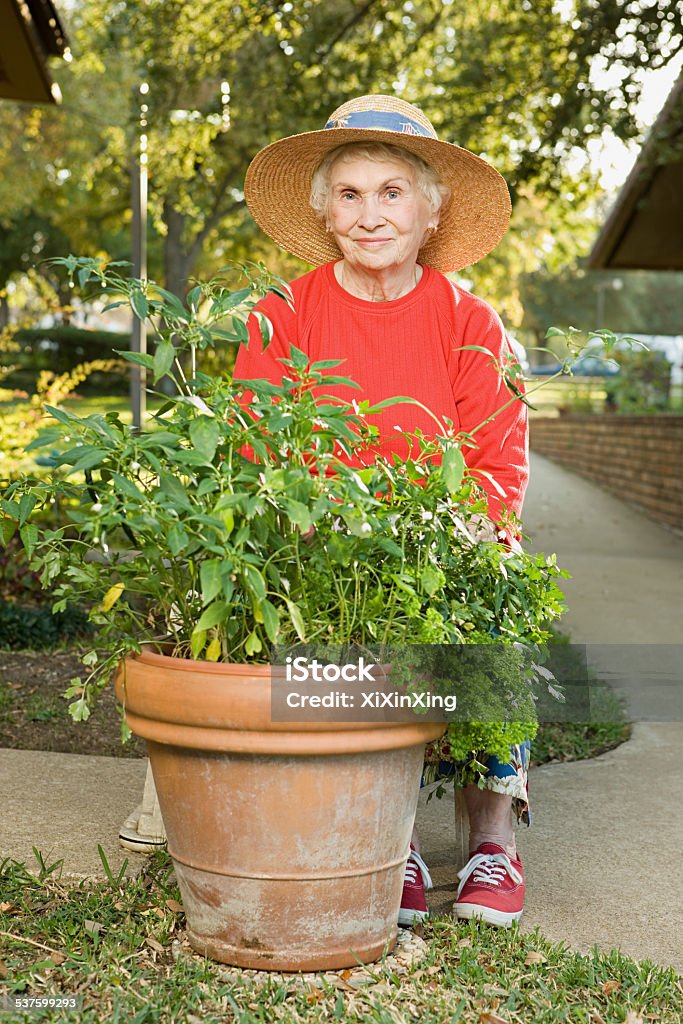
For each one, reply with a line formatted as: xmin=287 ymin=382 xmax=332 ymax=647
xmin=310 ymin=142 xmax=450 ymax=222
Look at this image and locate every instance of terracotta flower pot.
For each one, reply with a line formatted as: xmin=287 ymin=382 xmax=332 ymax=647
xmin=114 ymin=649 xmax=445 ymax=971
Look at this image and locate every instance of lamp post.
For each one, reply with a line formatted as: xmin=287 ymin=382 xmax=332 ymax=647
xmin=130 ymin=81 xmax=149 ymax=430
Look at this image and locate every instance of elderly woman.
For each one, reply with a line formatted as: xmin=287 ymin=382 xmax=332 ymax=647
xmin=235 ymin=95 xmax=529 ymax=929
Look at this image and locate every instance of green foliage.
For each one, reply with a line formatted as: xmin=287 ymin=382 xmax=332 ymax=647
xmin=11 ymin=326 xmax=131 ymax=384
xmin=0 ymin=356 xmax=125 ymax=478
xmin=605 ymin=348 xmax=672 ymax=412
xmin=0 ymin=534 xmax=45 ymax=604
xmin=0 ymin=600 xmax=91 ymax=650
xmin=1 ymin=0 xmax=682 ymax=319
xmin=522 ymin=269 xmax=683 ymax=343
xmin=0 ymin=258 xmax=583 ymax=775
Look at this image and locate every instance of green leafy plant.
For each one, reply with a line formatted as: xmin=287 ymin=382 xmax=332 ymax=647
xmin=1 ymin=257 xmax=580 ymax=776
xmin=0 ymin=599 xmax=90 ymax=651
xmin=604 ymin=347 xmax=672 ymax=413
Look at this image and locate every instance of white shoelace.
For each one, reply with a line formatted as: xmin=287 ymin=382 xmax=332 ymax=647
xmin=456 ymin=850 xmax=522 ymax=899
xmin=405 ymin=847 xmax=433 ymax=891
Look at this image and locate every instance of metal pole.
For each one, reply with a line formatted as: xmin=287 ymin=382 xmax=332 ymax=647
xmin=130 ymin=82 xmax=149 ymax=430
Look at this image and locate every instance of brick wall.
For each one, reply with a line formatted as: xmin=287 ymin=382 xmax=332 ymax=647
xmin=530 ymin=414 xmax=683 ymax=533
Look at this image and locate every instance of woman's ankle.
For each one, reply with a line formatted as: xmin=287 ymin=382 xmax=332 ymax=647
xmin=468 ymin=829 xmax=516 ymax=859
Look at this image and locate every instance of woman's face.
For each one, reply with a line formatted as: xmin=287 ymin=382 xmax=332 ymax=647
xmin=326 ymin=155 xmax=436 ymax=274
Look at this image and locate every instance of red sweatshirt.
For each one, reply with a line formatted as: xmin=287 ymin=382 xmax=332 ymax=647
xmin=233 ymin=261 xmax=528 ymax=527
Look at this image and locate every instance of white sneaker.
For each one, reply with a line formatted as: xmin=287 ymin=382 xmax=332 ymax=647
xmin=118 ymin=803 xmax=167 ymax=854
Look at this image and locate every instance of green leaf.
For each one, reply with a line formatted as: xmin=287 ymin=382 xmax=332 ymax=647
xmin=421 ymin=565 xmax=442 ymax=597
xmin=377 ymin=538 xmax=403 ymax=558
xmin=325 ymin=532 xmax=352 ymax=566
xmin=0 ymin=517 xmax=17 ymax=545
xmin=158 ymin=473 xmax=190 ymax=507
xmin=77 ymin=265 xmax=95 ymax=289
xmin=191 ymin=629 xmax=207 ymax=659
xmin=186 ymin=285 xmax=203 ymax=312
xmin=25 ymin=426 xmax=64 ymax=451
xmin=210 ymin=287 xmax=251 ymax=317
xmin=458 ymin=344 xmax=495 ymax=357
xmin=150 ymin=286 xmax=189 ymax=320
xmin=260 ymin=599 xmax=280 ymax=643
xmin=243 ymin=565 xmax=266 ymax=602
xmin=69 ymin=697 xmax=91 ymax=722
xmin=442 ymin=446 xmax=465 ymax=493
xmin=130 ymin=289 xmax=149 ymax=320
xmin=343 ymin=515 xmax=371 ymax=538
xmin=211 ymin=328 xmax=240 ymax=342
xmin=231 ymin=317 xmax=249 ymax=343
xmin=286 ymin=599 xmax=306 ymax=641
xmin=18 ymin=493 xmax=37 ymax=527
xmin=167 ymin=524 xmax=189 ymax=555
xmin=43 ymin=404 xmax=75 ymax=425
xmin=194 ymin=599 xmax=228 ymax=632
xmin=117 ymin=350 xmax=155 ymax=370
xmin=196 ymin=478 xmax=218 ymax=497
xmin=288 ymin=345 xmax=309 ymax=370
xmin=284 ymin=499 xmax=312 ymax=533
xmin=69 ymin=448 xmax=110 ymax=474
xmin=189 ymin=417 xmax=220 ymax=461
xmin=153 ymin=340 xmax=176 ymax=381
xmin=200 ymin=560 xmax=224 ymax=605
xmin=362 ymin=395 xmax=420 ymax=413
xmin=245 ymin=630 xmax=262 ymax=656
xmin=110 ymin=473 xmax=144 ymax=501
xmin=256 ymin=311 xmax=273 ymax=348
xmin=19 ymin=523 xmax=38 ymax=559
xmin=310 ymin=358 xmax=345 ymax=370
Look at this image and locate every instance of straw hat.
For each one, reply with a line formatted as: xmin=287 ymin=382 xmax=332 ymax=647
xmin=244 ymin=94 xmax=511 ymax=273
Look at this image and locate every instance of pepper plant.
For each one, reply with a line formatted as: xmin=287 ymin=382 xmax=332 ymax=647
xmin=1 ymin=257 xmax=577 ymax=770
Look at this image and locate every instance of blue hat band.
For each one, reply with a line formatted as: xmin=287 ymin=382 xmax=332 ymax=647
xmin=323 ymin=109 xmax=435 ymax=138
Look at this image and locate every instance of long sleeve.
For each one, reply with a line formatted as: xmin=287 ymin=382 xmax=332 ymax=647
xmin=450 ymin=297 xmax=529 ymax=529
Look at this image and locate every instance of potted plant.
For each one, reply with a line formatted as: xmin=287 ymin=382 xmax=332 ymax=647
xmin=1 ymin=257 xmax=567 ymax=970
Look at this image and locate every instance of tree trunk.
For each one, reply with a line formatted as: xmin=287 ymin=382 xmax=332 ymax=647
xmin=164 ymin=204 xmax=195 ymax=299
xmin=161 ymin=204 xmax=196 ymax=395
xmin=0 ymin=294 xmax=9 ymax=330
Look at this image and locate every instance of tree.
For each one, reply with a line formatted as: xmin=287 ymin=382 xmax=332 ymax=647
xmin=522 ymin=268 xmax=683 ymax=346
xmin=0 ymin=0 xmax=681 ymax=311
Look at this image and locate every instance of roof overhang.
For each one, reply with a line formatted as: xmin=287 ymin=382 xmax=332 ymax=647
xmin=0 ymin=0 xmax=68 ymax=104
xmin=588 ymin=75 xmax=683 ymax=271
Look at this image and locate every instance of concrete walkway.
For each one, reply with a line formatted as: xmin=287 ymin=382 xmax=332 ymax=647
xmin=416 ymin=453 xmax=683 ymax=973
xmin=0 ymin=454 xmax=681 ymax=972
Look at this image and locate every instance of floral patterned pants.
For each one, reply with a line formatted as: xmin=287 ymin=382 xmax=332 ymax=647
xmin=422 ymin=736 xmax=531 ymax=826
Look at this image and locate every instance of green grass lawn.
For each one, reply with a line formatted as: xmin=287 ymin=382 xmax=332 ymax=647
xmin=0 ymin=850 xmax=680 ymax=1024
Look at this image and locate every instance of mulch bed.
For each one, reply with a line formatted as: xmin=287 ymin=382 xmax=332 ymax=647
xmin=0 ymin=650 xmax=146 ymax=758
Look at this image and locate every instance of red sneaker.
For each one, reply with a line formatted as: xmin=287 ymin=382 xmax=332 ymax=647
xmin=453 ymin=842 xmax=524 ymax=927
xmin=398 ymin=844 xmax=433 ymax=927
